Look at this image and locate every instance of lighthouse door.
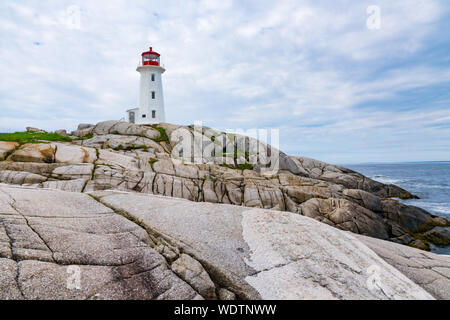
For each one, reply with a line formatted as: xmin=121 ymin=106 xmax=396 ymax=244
xmin=129 ymin=111 xmax=135 ymax=124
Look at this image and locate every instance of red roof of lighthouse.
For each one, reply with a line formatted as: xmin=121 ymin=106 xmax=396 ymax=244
xmin=141 ymin=47 xmax=160 ymax=57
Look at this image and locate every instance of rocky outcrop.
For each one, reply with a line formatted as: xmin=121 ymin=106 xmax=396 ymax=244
xmin=0 ymin=184 xmax=200 ymax=300
xmin=2 ymin=184 xmax=448 ymax=300
xmin=0 ymin=120 xmax=449 ymax=253
xmin=356 ymin=234 xmax=450 ymax=299
xmin=0 ymin=142 xmax=18 ymax=161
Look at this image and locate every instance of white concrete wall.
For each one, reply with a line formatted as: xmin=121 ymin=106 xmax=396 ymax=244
xmin=135 ymin=65 xmax=165 ymax=124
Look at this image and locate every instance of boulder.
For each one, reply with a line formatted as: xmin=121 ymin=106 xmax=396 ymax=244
xmin=171 ymin=254 xmax=217 ymax=299
xmin=26 ymin=127 xmax=44 ymax=133
xmin=9 ymin=143 xmax=56 ymax=163
xmin=356 ymin=234 xmax=450 ymax=299
xmin=55 ymin=129 xmax=68 ymax=136
xmin=0 ymin=184 xmax=200 ymax=300
xmin=92 ymin=190 xmax=436 ymax=300
xmin=77 ymin=123 xmax=94 ymax=130
xmin=0 ymin=141 xmax=19 ymax=160
xmin=1 ymin=120 xmax=448 ymax=251
xmin=0 ymin=170 xmax=47 ymax=185
xmin=422 ymin=227 xmax=450 ymax=246
xmin=54 ymin=144 xmax=97 ymax=164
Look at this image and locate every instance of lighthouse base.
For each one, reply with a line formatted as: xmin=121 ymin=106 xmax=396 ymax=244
xmin=126 ymin=108 xmax=162 ymax=125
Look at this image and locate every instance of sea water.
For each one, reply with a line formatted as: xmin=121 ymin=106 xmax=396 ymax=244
xmin=345 ymin=162 xmax=450 ymax=254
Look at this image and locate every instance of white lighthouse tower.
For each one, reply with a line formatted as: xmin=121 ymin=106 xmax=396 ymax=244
xmin=126 ymin=46 xmax=165 ymax=124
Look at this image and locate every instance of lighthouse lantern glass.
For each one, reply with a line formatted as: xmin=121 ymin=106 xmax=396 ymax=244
xmin=143 ymin=53 xmax=160 ymax=65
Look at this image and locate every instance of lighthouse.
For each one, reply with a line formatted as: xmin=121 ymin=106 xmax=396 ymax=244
xmin=126 ymin=47 xmax=165 ymax=124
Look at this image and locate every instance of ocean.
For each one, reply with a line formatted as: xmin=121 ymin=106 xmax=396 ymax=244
xmin=345 ymin=162 xmax=450 ymax=254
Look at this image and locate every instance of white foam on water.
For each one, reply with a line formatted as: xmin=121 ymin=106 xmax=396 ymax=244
xmin=403 ymin=200 xmax=450 ymax=216
xmin=370 ymin=175 xmax=404 ymax=185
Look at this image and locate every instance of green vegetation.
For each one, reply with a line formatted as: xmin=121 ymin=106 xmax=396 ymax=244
xmin=397 ymin=193 xmax=420 ymax=200
xmin=149 ymin=158 xmax=159 ymax=169
xmin=0 ymin=131 xmax=72 ymax=145
xmin=153 ymin=126 xmax=169 ymax=142
xmin=77 ymin=132 xmax=94 ymax=140
xmin=220 ymin=163 xmax=254 ymax=171
xmin=113 ymin=144 xmax=149 ymax=151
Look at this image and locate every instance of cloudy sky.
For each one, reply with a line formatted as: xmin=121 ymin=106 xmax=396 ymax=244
xmin=1 ymin=0 xmax=449 ymax=163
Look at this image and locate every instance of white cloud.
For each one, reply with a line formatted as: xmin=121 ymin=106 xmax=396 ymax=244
xmin=0 ymin=0 xmax=449 ymax=162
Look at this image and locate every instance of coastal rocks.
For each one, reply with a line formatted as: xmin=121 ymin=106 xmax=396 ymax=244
xmin=26 ymin=127 xmax=44 ymax=133
xmin=55 ymin=129 xmax=68 ymax=136
xmin=8 ymin=143 xmax=56 ymax=163
xmin=291 ymin=156 xmax=414 ymax=198
xmin=77 ymin=123 xmax=94 ymax=130
xmin=54 ymin=144 xmax=97 ymax=164
xmin=82 ymin=134 xmax=163 ymax=153
xmin=43 ymin=178 xmax=87 ymax=192
xmin=1 ymin=120 xmax=449 ymax=252
xmin=0 ymin=183 xmax=449 ymax=300
xmin=91 ymin=190 xmax=437 ymax=300
xmin=0 ymin=170 xmax=47 ymax=185
xmin=0 ymin=184 xmax=199 ymax=300
xmin=422 ymin=227 xmax=450 ymax=246
xmin=0 ymin=141 xmax=18 ymax=160
xmin=171 ymin=254 xmax=217 ymax=299
xmin=90 ymin=120 xmax=161 ymax=141
xmin=300 ymin=198 xmax=390 ymax=240
xmin=356 ymin=234 xmax=450 ymax=300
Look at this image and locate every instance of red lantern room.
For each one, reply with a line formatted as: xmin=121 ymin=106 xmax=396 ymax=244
xmin=141 ymin=47 xmax=160 ymax=66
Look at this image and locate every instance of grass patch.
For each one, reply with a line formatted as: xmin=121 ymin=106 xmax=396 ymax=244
xmin=112 ymin=144 xmax=149 ymax=151
xmin=397 ymin=193 xmax=420 ymax=200
xmin=0 ymin=131 xmax=72 ymax=145
xmin=153 ymin=127 xmax=169 ymax=142
xmin=77 ymin=132 xmax=94 ymax=140
xmin=220 ymin=163 xmax=254 ymax=171
xmin=149 ymin=158 xmax=159 ymax=168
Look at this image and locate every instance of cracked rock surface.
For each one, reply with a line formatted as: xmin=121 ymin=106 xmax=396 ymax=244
xmin=0 ymin=184 xmax=199 ymax=300
xmin=90 ymin=189 xmax=449 ymax=300
xmin=0 ymin=120 xmax=448 ymax=252
xmin=0 ymin=120 xmax=449 ymax=300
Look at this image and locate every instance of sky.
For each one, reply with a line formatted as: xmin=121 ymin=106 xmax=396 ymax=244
xmin=1 ymin=0 xmax=449 ymax=164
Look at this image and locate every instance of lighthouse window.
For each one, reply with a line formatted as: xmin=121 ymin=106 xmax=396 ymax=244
xmin=151 ymin=74 xmax=155 ymax=81
xmin=142 ymin=114 xmax=146 ymax=118
xmin=151 ymin=91 xmax=155 ymax=99
xmin=152 ymin=110 xmax=156 ymax=118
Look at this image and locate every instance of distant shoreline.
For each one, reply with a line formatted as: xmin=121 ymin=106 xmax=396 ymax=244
xmin=340 ymin=161 xmax=450 ymax=166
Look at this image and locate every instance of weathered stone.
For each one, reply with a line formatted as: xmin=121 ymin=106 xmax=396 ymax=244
xmin=55 ymin=129 xmax=68 ymax=136
xmin=171 ymin=254 xmax=217 ymax=299
xmin=422 ymin=227 xmax=450 ymax=246
xmin=52 ymin=164 xmax=94 ymax=179
xmin=43 ymin=178 xmax=87 ymax=192
xmin=92 ymin=190 xmax=435 ymax=300
xmin=0 ymin=170 xmax=47 ymax=185
xmin=26 ymin=127 xmax=43 ymax=133
xmin=2 ymin=120 xmax=448 ymax=252
xmin=0 ymin=184 xmax=199 ymax=300
xmin=356 ymin=234 xmax=450 ymax=299
xmin=72 ymin=126 xmax=94 ymax=138
xmin=97 ymin=149 xmax=139 ymax=169
xmin=0 ymin=141 xmax=19 ymax=160
xmin=54 ymin=143 xmax=97 ymax=164
xmin=77 ymin=123 xmax=95 ymax=130
xmin=217 ymin=288 xmax=236 ymax=300
xmin=9 ymin=143 xmax=56 ymax=163
xmin=300 ymin=198 xmax=390 ymax=240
